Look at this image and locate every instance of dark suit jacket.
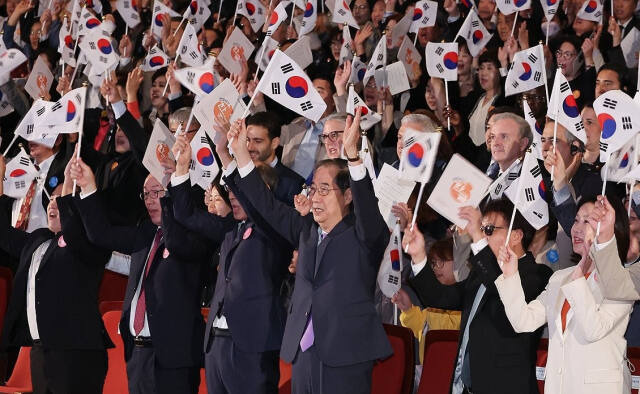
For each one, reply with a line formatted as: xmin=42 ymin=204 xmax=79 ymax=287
xmin=409 ymin=246 xmax=552 ymax=394
xmin=75 ymin=192 xmax=211 ymax=368
xmin=0 ymin=195 xmax=112 ymax=351
xmin=273 ymin=161 xmax=305 ymax=207
xmin=234 ymin=167 xmax=393 ymax=367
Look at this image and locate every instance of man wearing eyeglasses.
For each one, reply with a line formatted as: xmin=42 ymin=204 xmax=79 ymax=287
xmin=228 ymin=109 xmax=392 ymax=394
xmin=70 ymin=162 xmax=212 ymax=394
xmin=404 ymin=199 xmax=552 ymax=394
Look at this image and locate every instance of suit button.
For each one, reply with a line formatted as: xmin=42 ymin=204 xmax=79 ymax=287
xmin=305 ymin=312 xmax=309 ymax=317
xmin=225 ymin=277 xmax=231 ymax=283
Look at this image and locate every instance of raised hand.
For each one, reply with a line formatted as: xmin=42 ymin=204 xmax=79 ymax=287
xmin=119 ymin=34 xmax=133 ymax=58
xmin=69 ymin=157 xmax=97 ymax=194
xmin=458 ymin=206 xmax=483 ymax=242
xmin=401 ymin=223 xmax=426 ymax=262
xmin=334 ymin=60 xmax=351 ymax=96
xmin=100 ymin=71 xmax=121 ymax=103
xmin=497 ymin=245 xmax=518 ymax=277
xmin=590 ymin=195 xmax=616 ymax=244
xmin=543 ymin=149 xmax=567 ymax=190
xmin=391 ymin=202 xmax=412 ymax=230
xmin=294 ymin=193 xmax=312 ymax=216
xmin=608 ymin=16 xmax=621 ymax=47
xmin=172 ymin=134 xmax=192 ymax=176
xmin=126 ymin=67 xmax=144 ymax=102
xmin=343 ymin=107 xmax=362 ymax=160
xmin=391 ymin=289 xmax=413 ymax=312
xmin=227 ymin=119 xmax=251 ymax=167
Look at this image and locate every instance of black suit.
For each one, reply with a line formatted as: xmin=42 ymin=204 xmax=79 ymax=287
xmin=273 ymin=160 xmax=305 ymax=206
xmin=75 ymin=192 xmax=211 ymax=394
xmin=0 ymin=195 xmax=112 ymax=394
xmin=234 ymin=166 xmax=392 ymax=393
xmin=409 ymin=245 xmax=552 ymax=394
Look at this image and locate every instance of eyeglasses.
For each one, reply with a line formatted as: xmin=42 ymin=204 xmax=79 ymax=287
xmin=480 ymin=224 xmax=505 ymax=236
xmin=352 ymin=4 xmax=369 ymax=10
xmin=308 ymin=184 xmax=340 ymax=196
xmin=139 ymin=189 xmax=166 ymax=201
xmin=555 ymin=50 xmax=576 ymax=60
xmin=319 ymin=131 xmax=343 ymax=143
xmin=429 ymin=260 xmax=447 ymax=270
xmin=170 ymin=128 xmax=198 ymax=134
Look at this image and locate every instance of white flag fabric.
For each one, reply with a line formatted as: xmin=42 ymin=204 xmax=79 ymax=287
xmin=141 ymin=45 xmax=170 ymax=71
xmin=522 ymin=99 xmax=543 ymax=159
xmin=84 ymin=0 xmax=103 ymax=15
xmin=256 ymin=36 xmax=279 ymax=71
xmin=504 ymin=152 xmax=549 ymax=230
xmin=77 ymin=8 xmax=103 ymax=36
xmin=339 ymin=26 xmax=354 ymax=65
xmin=409 ymin=0 xmax=437 ymax=33
xmin=266 ymin=2 xmax=288 ymax=37
xmin=190 ymin=128 xmax=220 ymax=189
xmin=193 ymin=79 xmax=246 ymax=137
xmin=603 ymin=137 xmax=634 ymax=182
xmin=58 ymin=18 xmax=76 ymax=65
xmin=14 ymin=100 xmax=69 ymax=144
xmin=2 ymin=150 xmax=39 ymax=199
xmin=152 ymin=1 xmax=180 ymax=40
xmin=488 ymin=159 xmax=522 ymax=199
xmin=78 ymin=30 xmax=119 ymax=74
xmin=37 ymin=87 xmax=86 ymax=133
xmin=540 ymin=0 xmax=561 ymax=21
xmin=593 ymin=89 xmax=640 ymax=160
xmin=299 ymin=0 xmax=317 ymax=36
xmin=255 ymin=50 xmax=327 ymax=122
xmin=377 ymin=221 xmax=402 ymax=298
xmin=547 ymin=71 xmax=587 ymax=144
xmin=505 ymin=45 xmax=545 ymax=96
xmin=0 ymin=49 xmax=28 ymax=80
xmin=505 ymin=182 xmax=549 ymax=230
xmin=332 ymin=0 xmax=359 ymax=29
xmin=0 ymin=90 xmax=13 ymax=118
xmin=178 ymin=23 xmax=206 ymax=67
xmin=398 ymin=36 xmax=422 ymax=81
xmin=576 ymin=0 xmax=603 ymax=22
xmin=399 ymin=129 xmax=441 ymax=183
xmin=456 ymin=9 xmax=492 ymax=57
xmin=425 ymin=42 xmax=458 ymax=81
xmin=496 ymin=0 xmax=530 ymax=15
xmin=363 ymin=35 xmax=387 ymax=86
xmin=346 ymin=85 xmax=381 ymax=130
xmin=116 ymin=0 xmax=141 ymax=28
xmin=390 ymin=10 xmax=412 ymax=48
xmin=182 ymin=0 xmax=212 ymax=32
xmin=620 ymin=27 xmax=640 ymax=68
xmin=349 ymin=56 xmax=367 ymax=84
xmin=237 ymin=0 xmax=267 ymax=33
xmin=175 ymin=57 xmax=220 ymax=96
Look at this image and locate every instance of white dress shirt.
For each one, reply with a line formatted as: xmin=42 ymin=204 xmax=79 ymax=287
xmin=11 ymin=154 xmax=57 ymax=232
xmin=27 ymin=239 xmax=52 ymax=340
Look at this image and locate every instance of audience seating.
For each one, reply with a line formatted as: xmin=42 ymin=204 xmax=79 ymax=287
xmin=102 ymin=311 xmax=128 ymax=394
xmin=98 ymin=270 xmax=128 ymax=304
xmin=0 ymin=347 xmax=31 ymax=394
xmin=417 ymin=330 xmax=459 ymax=393
xmin=372 ymin=324 xmax=415 ymax=394
xmin=99 ymin=301 xmax=124 ymax=316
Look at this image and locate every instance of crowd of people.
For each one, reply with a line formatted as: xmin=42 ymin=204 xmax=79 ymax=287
xmin=1 ymin=0 xmax=640 ymax=392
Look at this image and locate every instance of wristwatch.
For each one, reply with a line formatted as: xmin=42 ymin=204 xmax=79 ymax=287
xmin=346 ymin=152 xmax=360 ymax=162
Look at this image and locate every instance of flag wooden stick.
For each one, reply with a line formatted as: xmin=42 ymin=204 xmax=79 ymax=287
xmin=628 ymin=182 xmax=634 ymax=218
xmin=175 ymin=101 xmax=199 ymax=162
xmin=173 ymin=17 xmax=186 ymax=37
xmin=539 ymin=43 xmax=549 ymax=102
xmin=320 ymin=0 xmax=324 ymax=14
xmin=217 ymin=0 xmax=223 ymax=23
xmin=445 ymin=79 xmax=450 ymax=130
xmin=630 ymin=138 xmax=640 ymax=217
xmin=413 ymin=32 xmax=418 ymax=46
xmin=2 ymin=134 xmax=19 ymax=156
xmin=393 ymin=304 xmax=398 ymax=325
xmin=404 ymin=181 xmax=426 ymax=252
xmin=41 ymin=0 xmax=53 ymax=35
xmin=549 ymin=67 xmax=561 ymax=182
xmin=545 ymin=15 xmax=550 ymax=46
xmin=123 ymin=25 xmax=129 ymax=58
xmin=227 ymin=87 xmax=261 ymax=153
xmin=72 ymin=83 xmax=88 ymax=197
xmin=254 ymin=40 xmax=268 ymax=82
xmin=510 ymin=11 xmax=518 ymax=38
xmin=232 ymin=5 xmax=238 ymax=26
xmin=596 ymin=159 xmax=609 ymax=238
xmin=162 ymin=58 xmax=180 ymax=96
xmin=289 ymin=4 xmax=295 ymax=26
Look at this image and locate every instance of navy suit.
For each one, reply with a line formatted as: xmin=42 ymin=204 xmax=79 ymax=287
xmin=234 ymin=166 xmax=392 ymax=393
xmin=273 ymin=161 xmax=305 ymax=206
xmin=75 ymin=192 xmax=211 ymax=394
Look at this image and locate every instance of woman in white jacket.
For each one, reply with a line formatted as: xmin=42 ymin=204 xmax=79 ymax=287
xmin=494 ymin=195 xmax=633 ymax=394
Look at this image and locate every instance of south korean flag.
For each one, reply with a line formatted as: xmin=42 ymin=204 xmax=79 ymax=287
xmin=594 ymin=89 xmax=640 ymax=161
xmin=496 ymin=0 xmax=530 ymax=15
xmin=576 ymin=0 xmax=603 ymax=23
xmin=0 ymin=90 xmax=13 ymax=117
xmin=178 ymin=23 xmax=206 ymax=67
xmin=16 ymin=100 xmax=73 ymax=143
xmin=505 ymin=44 xmax=545 ymax=96
xmin=151 ymin=1 xmax=180 ymax=40
xmin=256 ymin=50 xmax=327 ymax=122
xmin=541 ymin=0 xmax=561 ymax=21
xmin=78 ymin=30 xmax=119 ymax=74
xmin=58 ymin=17 xmax=76 ymax=66
xmin=505 ymin=152 xmax=549 ymax=230
xmin=2 ymin=149 xmax=39 ymax=199
xmin=522 ymin=99 xmax=544 ymax=159
xmin=346 ymin=85 xmax=381 ymax=130
xmin=37 ymin=87 xmax=87 ymax=132
xmin=488 ymin=159 xmax=522 ymax=200
xmin=425 ymin=42 xmax=458 ymax=81
xmin=182 ymin=0 xmax=212 ymax=32
xmin=409 ymin=0 xmax=437 ymax=33
xmin=332 ymin=0 xmax=360 ymax=29
xmin=175 ymin=57 xmax=219 ymax=97
xmin=141 ymin=45 xmax=170 ymax=71
xmin=0 ymin=49 xmax=28 ymax=80
xmin=266 ymin=2 xmax=288 ymax=37
xmin=237 ymin=0 xmax=267 ymax=33
xmin=116 ymin=0 xmax=141 ymax=28
xmin=339 ymin=26 xmax=354 ymax=65
xmin=456 ymin=9 xmax=492 ymax=57
xmin=547 ymin=71 xmax=587 ymax=144
xmin=299 ymin=0 xmax=317 ymax=36
xmin=190 ymin=128 xmax=220 ymax=190
xmin=76 ymin=8 xmax=103 ymax=36
xmin=363 ymin=35 xmax=387 ymax=87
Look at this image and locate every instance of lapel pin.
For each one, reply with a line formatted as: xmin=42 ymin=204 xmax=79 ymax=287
xmin=58 ymin=236 xmax=67 ymax=248
xmin=243 ymin=227 xmax=252 ymax=240
xmin=163 ymin=248 xmax=170 ymax=258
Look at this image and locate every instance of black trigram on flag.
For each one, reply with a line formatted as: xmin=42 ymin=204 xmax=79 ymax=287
xmin=528 ymin=53 xmax=538 ymax=63
xmin=436 ymin=64 xmax=444 ymax=73
xmin=19 ymin=157 xmax=30 ymax=166
xmin=560 ymin=81 xmax=570 ymax=93
xmin=99 ymin=56 xmax=109 ymax=64
xmin=89 ymin=42 xmax=97 ymax=50
xmin=421 ymin=16 xmax=430 ymax=23
xmin=512 ymin=80 xmax=519 ymax=89
xmin=524 ymin=187 xmax=535 ymax=202
xmin=507 ymin=172 xmax=519 ymax=181
xmin=36 ymin=107 xmax=46 ymax=116
xmin=404 ymin=136 xmax=416 ymax=148
xmin=201 ymin=136 xmax=208 ymax=144
xmin=281 ymin=63 xmax=294 ymax=74
xmin=527 ymin=110 xmax=535 ymax=118
xmin=271 ymin=82 xmax=281 ymax=94
xmin=337 ymin=8 xmax=346 ymax=15
xmin=530 ymin=165 xmax=541 ymax=178
xmin=493 ymin=183 xmax=503 ymax=195
xmin=532 ymin=210 xmax=543 ymax=219
xmin=186 ymin=71 xmax=195 ymax=84
xmin=471 ymin=20 xmax=479 ymax=27
xmin=533 ymin=71 xmax=542 ymax=82
xmin=188 ymin=51 xmax=199 ymax=60
xmin=202 ymin=170 xmax=212 ymax=178
xmin=602 ymin=98 xmax=617 ymax=110
xmin=574 ymin=121 xmax=584 ymax=132
xmin=51 ymin=102 xmax=62 ymax=112
xmin=75 ymin=94 xmax=82 ymax=103
xmin=435 ymin=46 xmax=444 ymax=55
xmin=386 ymin=274 xmax=399 ymax=285
xmin=26 ymin=124 xmax=34 ymax=135
xmin=622 ymin=116 xmax=632 ymax=130
xmin=14 ymin=181 xmax=26 ymax=189
xmin=301 ymin=101 xmax=313 ymax=111
xmin=189 ymin=160 xmax=196 ymax=170
xmin=377 ymin=53 xmax=384 ymax=61
xmin=124 ymin=1 xmax=130 ymax=7
xmin=600 ymin=141 xmax=609 ymax=152
xmin=353 ymin=97 xmax=360 ymax=106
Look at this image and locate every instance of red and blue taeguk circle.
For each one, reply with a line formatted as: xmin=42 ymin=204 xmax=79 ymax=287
xmin=443 ymin=52 xmax=458 ymax=69
xmin=199 ymin=73 xmax=215 ymax=93
xmin=585 ymin=0 xmax=598 ymax=12
xmin=562 ymin=96 xmax=579 ymax=118
xmin=197 ymin=148 xmax=214 ymax=166
xmin=97 ymin=38 xmax=112 ymax=55
xmin=246 ymin=2 xmax=256 ymax=15
xmin=598 ymin=113 xmax=616 ymax=139
xmin=407 ymin=143 xmax=424 ymax=167
xmin=413 ymin=8 xmax=423 ymax=21
xmin=519 ymin=62 xmax=532 ymax=80
xmin=149 ymin=56 xmax=165 ymax=67
xmin=285 ymin=76 xmax=308 ymax=98
xmin=304 ymin=2 xmax=314 ymax=17
xmin=66 ymin=101 xmax=76 ymax=122
xmin=472 ymin=30 xmax=483 ymax=44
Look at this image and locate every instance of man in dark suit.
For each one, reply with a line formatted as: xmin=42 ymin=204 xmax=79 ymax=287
xmin=227 ymin=110 xmax=392 ymax=393
xmin=69 ymin=160 xmax=211 ymax=394
xmin=404 ymin=198 xmax=552 ymax=394
xmin=0 ymin=159 xmax=112 ymax=394
xmin=245 ymin=111 xmax=305 ymax=206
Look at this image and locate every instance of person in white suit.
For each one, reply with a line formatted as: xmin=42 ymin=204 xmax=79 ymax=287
xmin=494 ymin=195 xmax=633 ymax=394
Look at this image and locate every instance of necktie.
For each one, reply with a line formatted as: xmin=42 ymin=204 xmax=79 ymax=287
xmin=133 ymin=228 xmax=164 ymax=336
xmin=560 ymin=271 xmax=591 ymax=332
xmin=300 ymin=232 xmax=327 ymax=352
xmin=14 ymin=179 xmax=38 ymax=231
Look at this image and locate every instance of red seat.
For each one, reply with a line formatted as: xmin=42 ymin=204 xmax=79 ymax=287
xmin=0 ymin=268 xmax=13 ymax=337
xmin=102 ymin=311 xmax=128 ymax=393
xmin=536 ymin=338 xmax=548 ymax=394
xmin=628 ymin=346 xmax=640 ymax=394
xmin=417 ymin=330 xmax=459 ymax=394
xmin=372 ymin=324 xmax=415 ymax=394
xmin=0 ymin=346 xmax=31 ymax=393
xmin=279 ymin=359 xmax=292 ymax=394
xmin=98 ymin=270 xmax=128 ymax=304
xmin=99 ymin=301 xmax=124 ymax=316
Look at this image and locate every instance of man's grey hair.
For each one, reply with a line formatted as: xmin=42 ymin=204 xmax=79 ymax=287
xmin=401 ymin=114 xmax=438 ymax=133
xmin=325 ymin=113 xmax=348 ymax=125
xmin=490 ymin=112 xmax=532 ymax=148
xmin=545 ymin=118 xmax=578 ymax=144
xmin=169 ymin=107 xmax=200 ymax=129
